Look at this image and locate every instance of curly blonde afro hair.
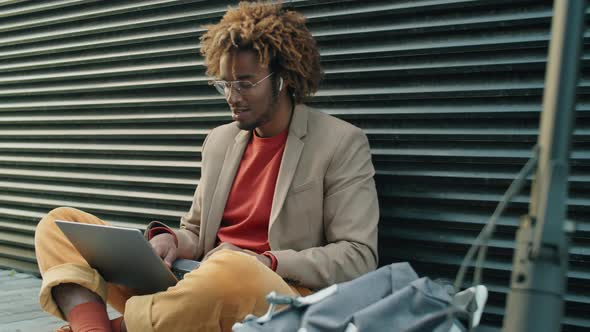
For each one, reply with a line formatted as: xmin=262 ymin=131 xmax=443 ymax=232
xmin=200 ymin=1 xmax=322 ymax=104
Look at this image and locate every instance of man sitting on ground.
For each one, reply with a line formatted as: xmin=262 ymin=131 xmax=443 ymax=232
xmin=35 ymin=2 xmax=379 ymax=331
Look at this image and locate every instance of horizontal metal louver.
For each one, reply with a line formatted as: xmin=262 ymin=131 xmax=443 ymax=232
xmin=0 ymin=0 xmax=588 ymax=330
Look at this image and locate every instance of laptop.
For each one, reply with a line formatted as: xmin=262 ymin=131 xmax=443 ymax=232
xmin=55 ymin=220 xmax=200 ymax=294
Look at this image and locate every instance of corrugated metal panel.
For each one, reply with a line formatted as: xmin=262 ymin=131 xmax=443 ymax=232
xmin=0 ymin=0 xmax=588 ymax=330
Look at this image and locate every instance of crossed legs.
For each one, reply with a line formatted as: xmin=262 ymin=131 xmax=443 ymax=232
xmin=35 ymin=207 xmax=302 ymax=332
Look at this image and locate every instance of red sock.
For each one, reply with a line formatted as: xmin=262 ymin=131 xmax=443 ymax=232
xmin=110 ymin=316 xmax=124 ymax=332
xmin=68 ymin=301 xmax=112 ymax=332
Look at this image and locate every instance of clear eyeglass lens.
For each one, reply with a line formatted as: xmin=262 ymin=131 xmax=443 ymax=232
xmin=213 ymin=82 xmax=226 ymax=95
xmin=237 ymin=81 xmax=254 ymax=90
xmin=213 ymin=81 xmax=255 ymax=96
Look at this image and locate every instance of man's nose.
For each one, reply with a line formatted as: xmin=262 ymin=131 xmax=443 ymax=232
xmin=226 ymin=87 xmax=242 ymax=104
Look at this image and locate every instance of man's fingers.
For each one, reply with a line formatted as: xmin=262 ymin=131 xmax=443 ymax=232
xmin=151 ymin=243 xmax=165 ymax=259
xmin=149 ymin=233 xmax=177 ymax=266
xmin=163 ymin=247 xmax=176 ymax=268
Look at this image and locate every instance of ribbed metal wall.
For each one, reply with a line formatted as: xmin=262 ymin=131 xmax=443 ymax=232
xmin=0 ymin=0 xmax=588 ymax=330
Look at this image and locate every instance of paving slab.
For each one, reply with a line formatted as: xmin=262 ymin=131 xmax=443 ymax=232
xmin=0 ymin=269 xmax=119 ymax=332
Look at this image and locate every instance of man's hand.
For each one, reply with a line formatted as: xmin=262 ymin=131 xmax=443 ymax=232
xmin=203 ymin=242 xmax=272 ymax=268
xmin=150 ymin=233 xmax=177 ymax=268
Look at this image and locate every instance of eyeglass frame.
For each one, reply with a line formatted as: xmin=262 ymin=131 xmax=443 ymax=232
xmin=210 ymin=72 xmax=274 ymax=96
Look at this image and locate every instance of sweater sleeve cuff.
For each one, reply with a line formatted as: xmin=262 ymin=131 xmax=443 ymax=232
xmin=147 ymin=226 xmax=178 ymax=248
xmin=262 ymin=251 xmax=278 ymax=271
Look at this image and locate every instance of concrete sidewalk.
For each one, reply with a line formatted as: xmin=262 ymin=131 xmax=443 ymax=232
xmin=0 ymin=269 xmax=119 ymax=332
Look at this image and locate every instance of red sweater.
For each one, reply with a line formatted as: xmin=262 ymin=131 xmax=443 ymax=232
xmin=216 ymin=129 xmax=288 ymax=254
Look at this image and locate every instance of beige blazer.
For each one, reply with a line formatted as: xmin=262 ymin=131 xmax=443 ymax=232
xmin=177 ymin=104 xmax=379 ymax=289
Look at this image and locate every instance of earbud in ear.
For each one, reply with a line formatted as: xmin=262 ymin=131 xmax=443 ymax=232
xmin=279 ymin=77 xmax=284 ymax=91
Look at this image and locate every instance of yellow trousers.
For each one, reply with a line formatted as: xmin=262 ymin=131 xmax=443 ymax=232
xmin=35 ymin=207 xmax=307 ymax=332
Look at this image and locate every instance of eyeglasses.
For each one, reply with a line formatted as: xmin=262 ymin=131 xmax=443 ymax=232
xmin=210 ymin=72 xmax=274 ymax=96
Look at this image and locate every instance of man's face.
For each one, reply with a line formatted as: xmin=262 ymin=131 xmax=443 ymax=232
xmin=219 ymin=50 xmax=278 ymax=132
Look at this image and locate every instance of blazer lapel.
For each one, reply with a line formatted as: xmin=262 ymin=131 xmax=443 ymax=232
xmin=203 ymin=130 xmax=250 ymax=251
xmin=269 ymin=105 xmax=309 ymax=231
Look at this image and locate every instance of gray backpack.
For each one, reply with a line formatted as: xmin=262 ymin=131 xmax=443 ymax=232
xmin=232 ymin=263 xmax=487 ymax=332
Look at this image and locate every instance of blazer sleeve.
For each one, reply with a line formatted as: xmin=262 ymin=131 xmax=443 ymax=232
xmin=177 ymin=134 xmax=209 ymax=260
xmin=270 ymin=127 xmax=379 ymax=289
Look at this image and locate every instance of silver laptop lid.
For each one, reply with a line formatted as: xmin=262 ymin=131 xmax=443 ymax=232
xmin=55 ymin=220 xmax=177 ymax=293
